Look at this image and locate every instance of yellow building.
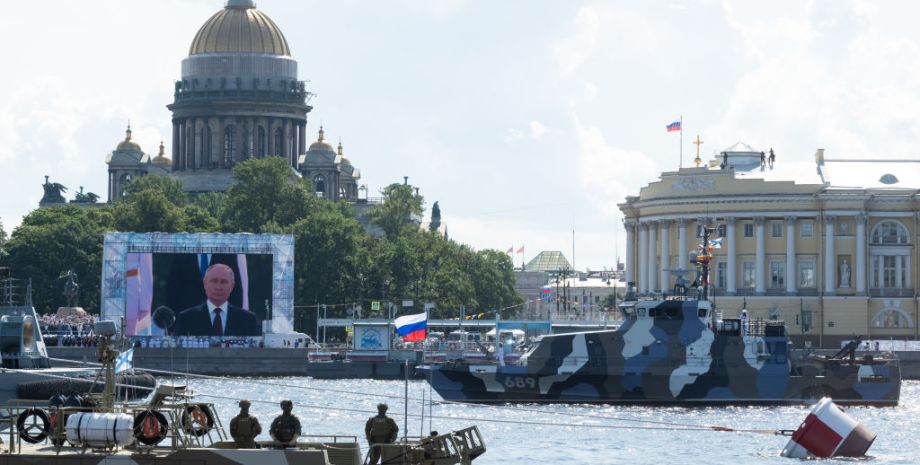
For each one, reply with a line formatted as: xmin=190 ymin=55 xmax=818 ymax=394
xmin=619 ymin=143 xmax=920 ymax=348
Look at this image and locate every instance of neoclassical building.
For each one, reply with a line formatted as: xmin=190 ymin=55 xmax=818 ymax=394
xmin=105 ymin=126 xmax=171 ymax=200
xmin=619 ymin=143 xmax=920 ymax=347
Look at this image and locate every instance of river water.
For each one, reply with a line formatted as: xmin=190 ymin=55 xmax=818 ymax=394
xmin=173 ymin=376 xmax=919 ymax=464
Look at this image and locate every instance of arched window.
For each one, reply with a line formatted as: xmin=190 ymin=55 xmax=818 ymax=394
xmin=224 ymin=124 xmax=236 ymax=166
xmin=275 ymin=127 xmax=284 ymax=157
xmin=871 ymin=220 xmax=909 ymax=245
xmin=258 ymin=127 xmax=267 ymax=158
xmin=871 ymin=308 xmax=913 ymax=328
xmin=313 ymin=174 xmax=326 ymax=198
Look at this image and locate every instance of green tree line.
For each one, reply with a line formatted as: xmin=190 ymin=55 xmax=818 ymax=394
xmin=0 ymin=157 xmax=521 ymax=335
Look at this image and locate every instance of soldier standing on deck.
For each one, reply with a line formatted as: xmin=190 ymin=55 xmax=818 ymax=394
xmin=365 ymin=403 xmax=399 ymax=464
xmin=270 ymin=399 xmax=301 ymax=448
xmin=229 ymin=399 xmax=262 ymax=449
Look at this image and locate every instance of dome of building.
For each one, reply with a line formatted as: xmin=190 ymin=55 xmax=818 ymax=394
xmin=151 ymin=141 xmax=171 ymax=164
xmin=188 ymin=0 xmax=291 ymax=56
xmin=308 ymin=126 xmax=335 ymax=152
xmin=116 ymin=126 xmax=142 ymax=152
xmin=338 ymin=141 xmax=352 ymax=165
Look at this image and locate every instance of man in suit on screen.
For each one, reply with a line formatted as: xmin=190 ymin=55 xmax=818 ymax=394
xmin=175 ymin=264 xmax=261 ymax=336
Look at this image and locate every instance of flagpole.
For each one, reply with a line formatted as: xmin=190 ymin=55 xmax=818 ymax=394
xmin=680 ymin=115 xmax=683 ymax=168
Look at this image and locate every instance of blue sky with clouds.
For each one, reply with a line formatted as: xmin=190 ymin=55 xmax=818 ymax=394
xmin=2 ymin=1 xmax=919 ymax=271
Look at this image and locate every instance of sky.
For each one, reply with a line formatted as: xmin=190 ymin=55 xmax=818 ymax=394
xmin=2 ymin=0 xmax=920 ymax=272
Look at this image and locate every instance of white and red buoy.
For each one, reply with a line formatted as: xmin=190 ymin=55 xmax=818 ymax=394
xmin=781 ymin=397 xmax=876 ymax=458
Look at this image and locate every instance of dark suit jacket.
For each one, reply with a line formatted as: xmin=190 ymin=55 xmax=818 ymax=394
xmin=175 ymin=302 xmax=261 ymax=336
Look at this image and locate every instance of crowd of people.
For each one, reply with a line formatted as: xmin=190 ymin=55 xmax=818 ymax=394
xmin=38 ymin=312 xmax=99 ymax=336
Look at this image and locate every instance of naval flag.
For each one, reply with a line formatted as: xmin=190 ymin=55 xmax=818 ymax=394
xmin=115 ymin=348 xmax=134 ymax=373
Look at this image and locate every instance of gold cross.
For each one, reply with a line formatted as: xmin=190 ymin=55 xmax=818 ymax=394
xmin=693 ymin=135 xmax=704 ymax=167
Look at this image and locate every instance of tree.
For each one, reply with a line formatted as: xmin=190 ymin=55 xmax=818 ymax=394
xmin=429 ymin=201 xmax=441 ymax=232
xmin=0 ymin=215 xmax=7 ymax=260
xmin=223 ymin=157 xmax=316 ymax=232
xmin=366 ymin=182 xmax=424 ymax=238
xmin=122 ymin=174 xmax=187 ymax=208
xmin=192 ymin=192 xmax=226 ymax=220
xmin=3 ymin=205 xmax=113 ymax=313
xmin=113 ymin=189 xmax=188 ymax=233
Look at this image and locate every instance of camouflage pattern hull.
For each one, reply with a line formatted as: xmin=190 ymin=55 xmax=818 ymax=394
xmin=420 ymin=300 xmax=900 ymax=406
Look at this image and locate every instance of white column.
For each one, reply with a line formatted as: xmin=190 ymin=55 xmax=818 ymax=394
xmin=856 ymin=214 xmax=867 ymax=295
xmin=625 ymin=220 xmax=636 ymax=285
xmin=678 ymin=219 xmax=688 ymax=271
xmin=648 ymin=221 xmax=659 ymax=293
xmin=785 ymin=216 xmax=797 ymax=294
xmin=726 ymin=217 xmax=737 ymax=294
xmin=638 ymin=223 xmax=649 ymax=294
xmin=825 ymin=215 xmax=836 ymax=295
xmin=755 ymin=216 xmax=766 ymax=294
xmin=896 ymin=255 xmax=903 ymax=289
xmin=660 ymin=220 xmax=671 ymax=293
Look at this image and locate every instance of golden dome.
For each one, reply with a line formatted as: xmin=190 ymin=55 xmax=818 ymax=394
xmin=308 ymin=126 xmax=335 ymax=152
xmin=338 ymin=140 xmax=352 ymax=165
xmin=116 ymin=126 xmax=142 ymax=152
xmin=151 ymin=140 xmax=171 ymax=164
xmin=189 ymin=1 xmax=290 ymax=56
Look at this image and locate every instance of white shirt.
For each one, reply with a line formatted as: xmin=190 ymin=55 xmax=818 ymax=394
xmin=207 ymin=300 xmax=228 ymax=334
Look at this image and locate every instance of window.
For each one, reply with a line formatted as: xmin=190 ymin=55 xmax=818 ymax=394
xmin=716 ymin=262 xmax=727 ymax=289
xmin=872 ymin=309 xmax=913 ymax=328
xmin=871 ymin=220 xmax=909 ymax=245
xmin=274 ymin=127 xmax=284 ymax=157
xmin=223 ymin=124 xmax=236 ymax=165
xmin=741 ymin=261 xmax=756 ymax=288
xmin=801 ymin=222 xmax=813 ymax=238
xmin=257 ymin=127 xmax=267 ymax=158
xmin=771 ymin=222 xmax=783 ymax=238
xmin=769 ymin=261 xmax=785 ymax=288
xmin=799 ymin=260 xmax=815 ymax=288
xmin=313 ymin=174 xmax=326 ymax=198
xmin=743 ymin=223 xmax=754 ymax=238
xmin=882 ymin=256 xmax=898 ymax=288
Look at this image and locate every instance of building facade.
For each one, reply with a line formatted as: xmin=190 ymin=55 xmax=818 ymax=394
xmin=620 ymin=144 xmax=920 ymax=347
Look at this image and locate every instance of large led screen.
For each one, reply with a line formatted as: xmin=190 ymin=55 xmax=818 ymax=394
xmin=125 ymin=253 xmax=272 ymax=336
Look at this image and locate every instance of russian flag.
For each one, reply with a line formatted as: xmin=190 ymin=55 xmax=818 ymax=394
xmin=395 ymin=313 xmax=427 ymax=342
xmin=667 ymin=121 xmax=681 ymax=132
xmin=542 ymin=285 xmax=552 ymax=293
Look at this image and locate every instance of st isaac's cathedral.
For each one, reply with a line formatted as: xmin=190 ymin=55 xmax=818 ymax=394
xmin=103 ymin=0 xmax=362 ymax=204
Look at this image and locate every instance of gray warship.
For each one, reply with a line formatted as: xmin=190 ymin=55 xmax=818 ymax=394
xmin=420 ymin=226 xmax=901 ymax=406
xmin=1 ymin=318 xmax=487 ymax=465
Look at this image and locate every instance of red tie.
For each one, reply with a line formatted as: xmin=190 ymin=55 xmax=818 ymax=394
xmin=212 ymin=309 xmax=223 ymax=336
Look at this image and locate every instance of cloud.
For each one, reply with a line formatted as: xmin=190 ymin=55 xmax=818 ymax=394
xmin=504 ymin=128 xmax=524 ymax=143
xmin=552 ymin=6 xmax=599 ymax=74
xmin=528 ymin=121 xmax=547 ymax=140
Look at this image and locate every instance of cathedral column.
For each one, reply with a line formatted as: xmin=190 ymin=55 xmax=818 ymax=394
xmin=190 ymin=118 xmax=198 ymax=170
xmin=678 ymin=219 xmax=688 ymax=272
xmin=235 ymin=118 xmax=244 ymax=164
xmin=638 ymin=223 xmax=649 ymax=295
xmin=268 ymin=118 xmax=276 ymax=156
xmin=785 ymin=216 xmax=797 ymax=294
xmin=648 ymin=221 xmax=659 ymax=294
xmin=825 ymin=215 xmax=836 ymax=295
xmin=660 ymin=220 xmax=671 ymax=293
xmin=179 ymin=120 xmax=187 ymax=170
xmin=755 ymin=216 xmax=766 ymax=295
xmin=856 ymin=214 xmax=867 ymax=295
xmin=172 ymin=122 xmax=180 ymax=171
xmin=625 ymin=220 xmax=636 ymax=285
xmin=299 ymin=123 xmax=306 ymax=155
xmin=726 ymin=217 xmax=737 ymax=294
xmin=284 ymin=120 xmax=293 ymax=167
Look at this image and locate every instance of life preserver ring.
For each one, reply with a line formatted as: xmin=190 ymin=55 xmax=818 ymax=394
xmin=17 ymin=408 xmax=51 ymax=444
xmin=448 ymin=343 xmax=459 ymax=351
xmin=181 ymin=404 xmax=215 ymax=437
xmin=134 ymin=410 xmax=169 ymax=445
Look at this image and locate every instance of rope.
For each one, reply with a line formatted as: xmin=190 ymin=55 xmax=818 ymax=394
xmin=39 ymin=359 xmax=790 ymax=435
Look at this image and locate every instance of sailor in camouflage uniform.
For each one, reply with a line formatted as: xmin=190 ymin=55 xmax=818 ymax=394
xmin=365 ymin=403 xmax=399 ymax=465
xmin=229 ymin=399 xmax=262 ymax=449
xmin=269 ymin=399 xmax=301 ymax=448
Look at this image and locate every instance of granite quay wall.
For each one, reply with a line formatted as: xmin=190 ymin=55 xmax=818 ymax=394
xmin=47 ymin=347 xmax=310 ymax=376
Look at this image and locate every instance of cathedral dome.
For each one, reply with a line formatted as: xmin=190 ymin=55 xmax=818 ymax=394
xmin=338 ymin=141 xmax=352 ymax=165
xmin=116 ymin=126 xmax=142 ymax=152
xmin=189 ymin=0 xmax=290 ymax=56
xmin=308 ymin=126 xmax=335 ymax=152
xmin=151 ymin=141 xmax=171 ymax=164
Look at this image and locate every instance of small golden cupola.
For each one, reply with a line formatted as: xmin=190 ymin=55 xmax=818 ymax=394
xmin=339 ymin=139 xmax=352 ymax=166
xmin=116 ymin=125 xmax=142 ymax=152
xmin=151 ymin=140 xmax=171 ymax=164
xmin=308 ymin=126 xmax=335 ymax=152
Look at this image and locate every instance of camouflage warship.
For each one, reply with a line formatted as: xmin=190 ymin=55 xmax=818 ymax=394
xmin=420 ymin=226 xmax=900 ymax=406
xmin=1 ymin=318 xmax=487 ymax=465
